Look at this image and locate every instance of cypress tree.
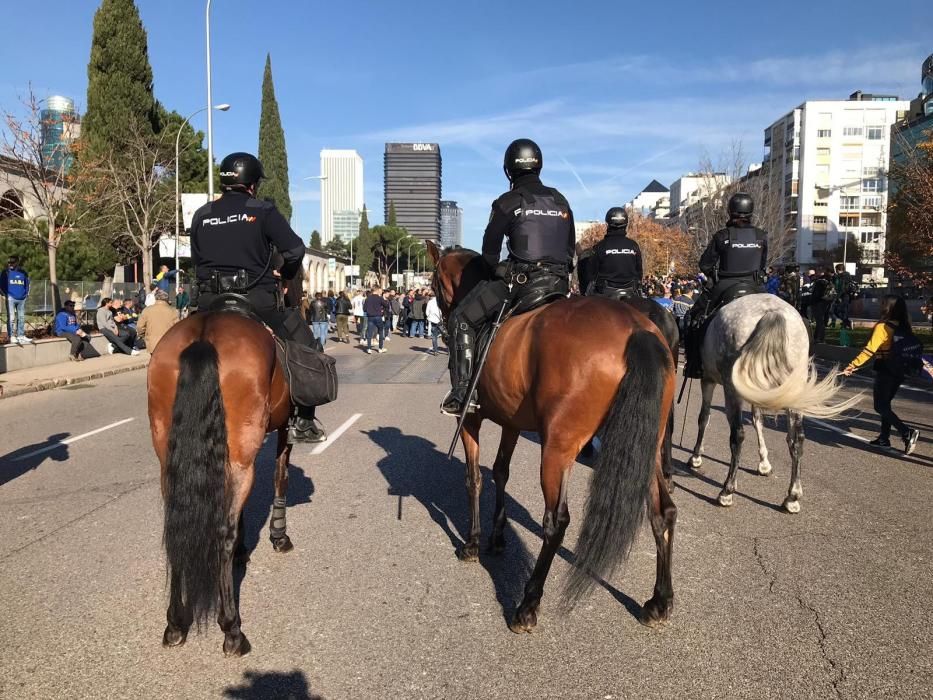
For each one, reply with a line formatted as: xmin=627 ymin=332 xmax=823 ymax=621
xmin=84 ymin=0 xmax=158 ymax=155
xmin=310 ymin=230 xmax=322 ymax=249
xmin=356 ymin=205 xmax=373 ymax=274
xmin=387 ymin=200 xmax=397 ymax=227
xmin=257 ymin=54 xmax=292 ymax=220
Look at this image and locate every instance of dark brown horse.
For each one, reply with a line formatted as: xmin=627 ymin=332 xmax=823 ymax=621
xmin=428 ymin=242 xmax=677 ymax=632
xmin=148 ymin=311 xmax=295 ymax=656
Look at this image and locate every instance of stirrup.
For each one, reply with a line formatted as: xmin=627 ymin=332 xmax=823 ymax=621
xmin=440 ymin=390 xmax=479 ymax=417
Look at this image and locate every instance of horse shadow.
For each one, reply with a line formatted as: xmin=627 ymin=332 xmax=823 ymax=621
xmin=0 ymin=433 xmax=70 ymax=487
xmin=365 ymin=426 xmax=641 ymax=625
xmin=223 ymin=669 xmax=321 ymax=700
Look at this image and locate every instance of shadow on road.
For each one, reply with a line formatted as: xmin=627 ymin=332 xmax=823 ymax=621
xmin=223 ymin=669 xmax=322 ymax=699
xmin=365 ymin=426 xmax=642 ymax=625
xmin=0 ymin=433 xmax=70 ymax=487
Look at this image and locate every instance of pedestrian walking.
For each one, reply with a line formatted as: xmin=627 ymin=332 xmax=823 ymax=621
xmin=175 ymin=285 xmax=190 ymax=319
xmin=363 ymin=286 xmax=388 ymax=353
xmin=390 ymin=292 xmax=402 ymax=333
xmin=352 ymin=289 xmax=367 ymax=341
xmin=425 ymin=291 xmax=444 ymax=355
xmin=1 ymin=255 xmax=32 ymax=344
xmin=308 ymin=292 xmax=329 ymax=349
xmin=334 ymin=291 xmax=352 ymax=342
xmin=810 ymin=268 xmax=834 ymax=343
xmin=410 ymin=290 xmax=426 ymax=338
xmin=843 ymin=294 xmax=921 ymax=455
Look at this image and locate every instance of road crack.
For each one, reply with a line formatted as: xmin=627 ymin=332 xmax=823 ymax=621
xmin=752 ymin=537 xmax=777 ymax=594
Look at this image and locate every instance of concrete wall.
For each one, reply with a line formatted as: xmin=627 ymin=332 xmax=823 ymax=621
xmin=0 ymin=335 xmax=110 ymax=374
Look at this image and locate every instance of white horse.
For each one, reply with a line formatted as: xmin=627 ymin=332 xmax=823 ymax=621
xmin=688 ymin=294 xmax=860 ymax=513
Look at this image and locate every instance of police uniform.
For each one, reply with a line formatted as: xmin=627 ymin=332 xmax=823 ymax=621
xmin=586 ymin=230 xmax=643 ymax=298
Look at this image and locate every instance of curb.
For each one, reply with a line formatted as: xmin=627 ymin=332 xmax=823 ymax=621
xmin=0 ymin=359 xmax=149 ymax=399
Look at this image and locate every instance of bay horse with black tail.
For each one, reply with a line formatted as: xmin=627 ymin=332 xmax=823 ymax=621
xmin=148 ymin=310 xmax=296 ymax=656
xmin=428 ymin=242 xmax=677 ymax=632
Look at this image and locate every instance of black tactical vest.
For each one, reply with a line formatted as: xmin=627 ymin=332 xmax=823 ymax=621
xmin=506 ymin=193 xmax=573 ymax=265
xmin=719 ymin=226 xmax=764 ymax=278
xmin=596 ymin=234 xmax=640 ymax=286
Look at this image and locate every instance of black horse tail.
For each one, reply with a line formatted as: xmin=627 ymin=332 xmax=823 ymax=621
xmin=564 ymin=330 xmax=671 ymax=606
xmin=163 ymin=340 xmax=228 ymax=628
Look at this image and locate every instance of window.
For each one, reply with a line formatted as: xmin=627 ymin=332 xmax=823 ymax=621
xmin=862 ymin=213 xmax=882 ymax=227
xmin=843 ymin=126 xmax=864 ymax=137
xmin=862 ymin=195 xmax=882 ymax=208
xmin=862 ymin=178 xmax=882 ymax=192
xmin=814 ymin=200 xmax=828 ymax=207
xmin=866 ymin=126 xmax=883 ymax=140
xmin=862 ymin=166 xmax=880 ymax=177
xmin=817 ymin=129 xmax=832 ymax=138
xmin=817 ymin=147 xmax=831 ymax=157
xmin=840 ymin=196 xmax=859 ymax=209
xmin=840 ymin=215 xmax=859 ymax=227
xmin=813 ymin=216 xmax=828 ymax=224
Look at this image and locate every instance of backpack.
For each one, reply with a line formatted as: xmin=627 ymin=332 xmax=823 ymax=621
xmin=887 ymin=324 xmax=924 ymax=377
xmin=819 ymin=279 xmax=837 ymax=303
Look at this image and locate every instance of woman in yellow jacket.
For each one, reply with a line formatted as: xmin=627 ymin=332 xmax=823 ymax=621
xmin=843 ymin=295 xmax=920 ymax=454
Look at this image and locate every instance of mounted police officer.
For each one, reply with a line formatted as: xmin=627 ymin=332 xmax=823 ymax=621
xmin=190 ymin=151 xmax=326 ymax=443
xmin=683 ymin=191 xmax=768 ymax=378
xmin=441 ymin=138 xmax=575 ymax=416
xmin=579 ymin=207 xmax=643 ymax=299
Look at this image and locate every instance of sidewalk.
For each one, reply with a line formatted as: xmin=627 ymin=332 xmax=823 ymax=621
xmin=0 ymin=352 xmax=149 ymax=399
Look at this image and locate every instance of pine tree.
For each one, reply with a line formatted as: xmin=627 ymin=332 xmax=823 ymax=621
xmin=257 ymin=54 xmax=292 ymax=220
xmin=84 ymin=0 xmax=158 ymax=156
xmin=310 ymin=230 xmax=322 ymax=249
xmin=355 ymin=205 xmax=374 ymax=274
xmin=387 ymin=200 xmax=398 ymax=227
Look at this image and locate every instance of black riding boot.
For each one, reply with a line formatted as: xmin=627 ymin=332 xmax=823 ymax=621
xmin=289 ymin=405 xmax=327 ymax=444
xmin=683 ymin=302 xmax=707 ymax=379
xmin=441 ymin=329 xmax=475 ymax=416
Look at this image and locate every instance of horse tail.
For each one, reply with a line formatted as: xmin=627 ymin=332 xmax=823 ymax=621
xmin=163 ymin=340 xmax=228 ymax=627
xmin=564 ymin=330 xmax=671 ymax=606
xmin=731 ymin=311 xmax=860 ymax=418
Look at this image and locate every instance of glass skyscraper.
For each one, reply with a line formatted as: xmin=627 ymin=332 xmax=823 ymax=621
xmin=40 ymin=96 xmax=80 ymax=173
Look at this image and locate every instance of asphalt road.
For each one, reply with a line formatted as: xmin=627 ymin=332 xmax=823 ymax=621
xmin=1 ymin=333 xmax=931 ymax=699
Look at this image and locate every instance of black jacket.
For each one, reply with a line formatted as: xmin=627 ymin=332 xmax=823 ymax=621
xmin=191 ymin=191 xmax=305 ymax=289
xmin=308 ymin=298 xmax=329 ymax=323
xmin=592 ymin=231 xmax=642 ymax=287
xmin=482 ymin=173 xmax=575 ymax=268
xmin=334 ymin=296 xmax=352 ymax=315
xmin=699 ymin=223 xmax=768 ymax=281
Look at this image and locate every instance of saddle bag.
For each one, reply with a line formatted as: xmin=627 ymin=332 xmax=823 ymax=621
xmin=278 ymin=340 xmax=338 ymax=407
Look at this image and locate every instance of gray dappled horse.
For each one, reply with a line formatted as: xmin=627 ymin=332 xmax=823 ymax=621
xmin=689 ymin=294 xmax=859 ymax=513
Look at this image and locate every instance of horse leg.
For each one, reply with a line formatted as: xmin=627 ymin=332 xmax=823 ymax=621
xmin=510 ymin=446 xmax=573 ymax=633
xmin=751 ymin=406 xmax=773 ymax=476
xmin=489 ymin=427 xmax=519 ymax=554
xmin=663 ymin=403 xmax=675 ymax=491
xmin=163 ymin=566 xmax=193 ymax=647
xmin=717 ymin=389 xmax=745 ymax=507
xmin=457 ymin=415 xmax=483 ymax=562
xmin=233 ymin=513 xmax=249 ymax=565
xmin=641 ymin=465 xmax=677 ymax=627
xmin=218 ymin=466 xmax=255 ymax=657
xmin=782 ymin=410 xmax=805 ymax=514
xmin=689 ymin=379 xmax=716 ymax=469
xmin=270 ymin=427 xmax=295 ymax=553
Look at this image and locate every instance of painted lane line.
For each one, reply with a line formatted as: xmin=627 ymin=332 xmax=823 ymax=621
xmin=808 ymin=418 xmax=870 ymax=444
xmin=12 ymin=417 xmax=136 ymax=461
xmin=311 ymin=413 xmax=362 ymax=455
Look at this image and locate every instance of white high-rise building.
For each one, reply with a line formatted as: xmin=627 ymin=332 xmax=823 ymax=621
xmin=763 ymin=92 xmax=908 ymax=276
xmin=320 ymin=149 xmax=364 ymax=244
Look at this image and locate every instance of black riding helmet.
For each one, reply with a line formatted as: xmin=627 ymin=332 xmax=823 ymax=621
xmin=219 ymin=152 xmax=265 ymax=190
xmin=503 ymin=138 xmax=543 ymax=181
xmin=727 ymin=192 xmax=754 ymax=217
xmin=605 ymin=206 xmax=629 ymax=231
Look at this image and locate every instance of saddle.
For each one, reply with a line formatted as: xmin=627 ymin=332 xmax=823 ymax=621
xmin=587 ymin=279 xmax=641 ymax=300
xmin=508 ymin=266 xmax=570 ymax=315
xmin=206 ymin=292 xmax=265 ymax=324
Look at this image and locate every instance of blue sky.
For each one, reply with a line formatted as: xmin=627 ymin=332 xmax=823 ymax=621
xmin=2 ymin=0 xmax=929 ymax=249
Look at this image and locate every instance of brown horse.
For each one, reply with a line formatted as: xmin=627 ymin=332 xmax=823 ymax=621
xmin=148 ymin=310 xmax=295 ymax=656
xmin=428 ymin=242 xmax=677 ymax=632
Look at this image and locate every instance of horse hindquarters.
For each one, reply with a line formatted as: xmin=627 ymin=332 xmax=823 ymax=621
xmin=162 ymin=340 xmax=228 ymax=646
xmin=563 ymin=330 xmax=675 ymax=622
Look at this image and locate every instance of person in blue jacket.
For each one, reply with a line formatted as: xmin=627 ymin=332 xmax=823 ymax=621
xmin=1 ymin=256 xmax=32 ymax=344
xmin=54 ymin=299 xmax=94 ymax=361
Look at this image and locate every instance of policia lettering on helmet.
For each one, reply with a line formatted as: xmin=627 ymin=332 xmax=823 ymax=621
xmin=440 ymin=138 xmax=576 ymax=416
xmin=682 ymin=192 xmax=768 ymax=379
xmin=190 ymin=152 xmax=325 ymax=443
xmin=578 ymin=207 xmax=643 ymax=299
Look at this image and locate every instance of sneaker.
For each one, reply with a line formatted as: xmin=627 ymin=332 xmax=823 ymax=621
xmin=378 ymin=347 xmax=387 ymax=353
xmin=364 ymin=348 xmax=371 ymax=354
xmin=107 ymin=344 xmax=115 ymax=355
xmin=131 ymin=349 xmax=141 ymax=356
xmin=904 ymin=429 xmax=920 ymax=456
xmin=869 ymin=437 xmax=891 ymax=448
xmin=18 ymin=336 xmax=33 ymax=344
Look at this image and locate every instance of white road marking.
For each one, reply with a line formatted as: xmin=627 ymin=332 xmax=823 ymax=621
xmin=12 ymin=417 xmax=136 ymax=461
xmin=808 ymin=418 xmax=870 ymax=444
xmin=311 ymin=413 xmax=362 ymax=455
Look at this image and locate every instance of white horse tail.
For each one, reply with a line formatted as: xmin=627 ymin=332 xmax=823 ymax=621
xmin=731 ymin=311 xmax=860 ymax=418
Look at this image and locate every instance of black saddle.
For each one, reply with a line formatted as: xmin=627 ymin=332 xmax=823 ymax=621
xmin=509 ymin=269 xmax=569 ymax=315
xmin=715 ymin=279 xmax=761 ymax=307
xmin=206 ymin=293 xmax=266 ymax=325
xmin=587 ymin=280 xmax=641 ymax=300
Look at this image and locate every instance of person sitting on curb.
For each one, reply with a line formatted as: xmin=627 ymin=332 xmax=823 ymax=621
xmin=96 ymin=297 xmax=139 ymax=356
xmin=54 ymin=299 xmax=95 ymax=362
xmin=136 ymin=288 xmax=178 ymax=352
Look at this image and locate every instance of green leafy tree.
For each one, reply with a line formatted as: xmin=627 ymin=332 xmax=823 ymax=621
xmin=387 ymin=200 xmax=398 ymax=227
xmin=0 ymin=227 xmax=120 ymax=281
xmin=158 ymin=105 xmax=209 ymax=192
xmin=355 ymin=205 xmax=374 ymax=275
xmin=310 ymin=229 xmax=322 ymax=250
xmin=369 ymin=225 xmax=409 ymax=286
xmin=257 ymin=54 xmax=291 ymax=219
xmin=323 ymin=234 xmax=349 ymax=258
xmin=83 ymin=0 xmax=158 ymax=157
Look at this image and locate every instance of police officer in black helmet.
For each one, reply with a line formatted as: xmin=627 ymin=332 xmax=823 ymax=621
xmin=683 ymin=191 xmax=768 ymax=378
xmin=190 ymin=151 xmax=326 ymax=442
xmin=441 ymin=138 xmax=575 ymax=416
xmin=578 ymin=207 xmax=643 ymax=298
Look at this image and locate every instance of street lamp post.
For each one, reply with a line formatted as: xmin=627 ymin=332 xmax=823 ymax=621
xmin=175 ymin=104 xmax=230 ymax=294
xmin=205 ymin=0 xmax=215 ymax=199
xmin=395 ymin=236 xmax=410 ymax=290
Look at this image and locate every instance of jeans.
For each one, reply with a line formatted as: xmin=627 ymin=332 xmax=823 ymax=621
xmin=6 ymin=297 xmax=25 ymax=338
xmin=101 ymin=327 xmax=135 ymax=354
xmin=430 ymin=321 xmax=441 ymax=354
xmin=355 ymin=315 xmax=367 ymax=339
xmin=312 ymin=321 xmax=328 ymax=348
xmin=873 ymin=367 xmax=908 ymax=440
xmin=366 ymin=316 xmax=385 ymax=349
xmin=410 ymin=319 xmax=424 ymax=338
xmin=58 ymin=332 xmax=96 ymax=358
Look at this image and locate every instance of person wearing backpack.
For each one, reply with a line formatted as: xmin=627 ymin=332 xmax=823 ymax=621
xmin=843 ymin=294 xmax=921 ymax=454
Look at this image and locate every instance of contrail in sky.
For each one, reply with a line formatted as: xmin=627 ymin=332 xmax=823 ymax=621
xmin=560 ymin=156 xmax=591 ymax=196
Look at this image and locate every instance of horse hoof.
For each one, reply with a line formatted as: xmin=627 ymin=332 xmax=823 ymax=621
xmin=639 ymin=597 xmax=673 ymax=628
xmin=457 ymin=543 xmax=479 ymax=562
xmin=223 ymin=633 xmax=251 ymax=657
xmin=271 ymin=535 xmax=293 ymax=553
xmin=782 ymin=498 xmax=801 ymax=514
xmin=162 ymin=626 xmax=187 ymax=648
xmin=717 ymin=492 xmax=734 ymax=507
xmin=758 ymin=462 xmax=773 ymax=476
xmin=509 ymin=608 xmax=537 ymax=634
xmin=689 ymin=455 xmax=703 ymax=469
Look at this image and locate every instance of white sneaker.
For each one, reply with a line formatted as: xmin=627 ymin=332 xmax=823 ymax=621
xmin=364 ymin=348 xmax=371 ymax=354
xmin=131 ymin=349 xmax=140 ymax=356
xmin=107 ymin=344 xmax=115 ymax=355
xmin=18 ymin=336 xmax=33 ymax=344
xmin=378 ymin=347 xmax=387 ymax=353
